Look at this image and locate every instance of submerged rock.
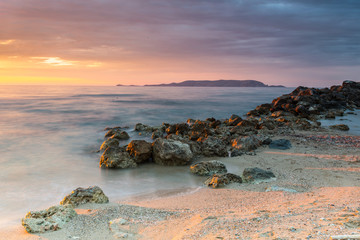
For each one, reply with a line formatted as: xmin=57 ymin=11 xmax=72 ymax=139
xmin=269 ymin=139 xmax=292 ymax=150
xmin=242 ymin=167 xmax=276 ymax=183
xmin=126 ymin=140 xmax=152 ymax=163
xmin=190 ymin=160 xmax=227 ymax=176
xmin=330 ymin=124 xmax=350 ymax=131
xmin=22 ymin=205 xmax=77 ymax=233
xmin=152 ymin=138 xmax=193 ymax=166
xmin=60 ymin=186 xmax=109 ymax=207
xmin=100 ymin=148 xmax=137 ymax=168
xmin=205 ymin=173 xmax=243 ymax=188
xmin=134 ymin=123 xmax=153 ymax=132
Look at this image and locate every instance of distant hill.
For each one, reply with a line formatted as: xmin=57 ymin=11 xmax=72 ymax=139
xmin=141 ymin=80 xmax=284 ymax=87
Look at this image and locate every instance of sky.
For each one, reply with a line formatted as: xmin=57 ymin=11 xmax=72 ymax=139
xmin=0 ymin=0 xmax=359 ymax=87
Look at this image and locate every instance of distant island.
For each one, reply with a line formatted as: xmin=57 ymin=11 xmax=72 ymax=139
xmin=117 ymin=80 xmax=285 ymax=87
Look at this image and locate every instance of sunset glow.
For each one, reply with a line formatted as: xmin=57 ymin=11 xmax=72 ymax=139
xmin=1 ymin=1 xmax=359 ymax=86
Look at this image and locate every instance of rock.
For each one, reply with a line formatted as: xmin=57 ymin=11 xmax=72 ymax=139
xmin=269 ymin=139 xmax=292 ymax=150
xmin=227 ymin=114 xmax=242 ymax=126
xmin=134 ymin=123 xmax=153 ymax=132
xmin=198 ymin=136 xmax=228 ymax=157
xmin=230 ymin=149 xmax=243 ymax=157
xmin=60 ymin=186 xmax=109 ymax=207
xmin=104 ymin=127 xmax=124 ymax=138
xmin=231 ymin=135 xmax=262 ymax=151
xmin=111 ymin=131 xmax=130 ymax=140
xmin=100 ymin=137 xmax=120 ymax=151
xmin=190 ymin=160 xmax=227 ymax=176
xmin=152 ymin=138 xmax=193 ymax=166
xmin=22 ymin=205 xmax=77 ymax=233
xmin=205 ymin=173 xmax=242 ymax=188
xmin=242 ymin=167 xmax=276 ymax=183
xmin=330 ymin=124 xmax=350 ymax=131
xmin=151 ymin=129 xmax=163 ymax=139
xmin=100 ymin=148 xmax=137 ymax=168
xmin=126 ymin=140 xmax=152 ymax=163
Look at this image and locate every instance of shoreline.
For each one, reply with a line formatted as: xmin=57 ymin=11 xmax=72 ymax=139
xmin=5 ymin=129 xmax=360 ymax=239
xmin=8 ymin=81 xmax=360 ymax=239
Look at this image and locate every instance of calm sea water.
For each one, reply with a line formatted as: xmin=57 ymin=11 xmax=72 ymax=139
xmin=0 ymin=85 xmax=357 ymax=228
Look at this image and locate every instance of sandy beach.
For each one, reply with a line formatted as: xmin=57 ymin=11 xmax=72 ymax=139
xmin=3 ymin=128 xmax=360 ymax=240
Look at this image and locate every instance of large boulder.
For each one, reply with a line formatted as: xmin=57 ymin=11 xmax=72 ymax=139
xmin=190 ymin=160 xmax=227 ymax=176
xmin=152 ymin=138 xmax=193 ymax=166
xmin=100 ymin=148 xmax=137 ymax=168
xmin=126 ymin=140 xmax=152 ymax=163
xmin=231 ymin=135 xmax=262 ymax=151
xmin=22 ymin=205 xmax=77 ymax=233
xmin=60 ymin=186 xmax=109 ymax=207
xmin=242 ymin=167 xmax=276 ymax=183
xmin=205 ymin=173 xmax=243 ymax=188
xmin=198 ymin=136 xmax=228 ymax=157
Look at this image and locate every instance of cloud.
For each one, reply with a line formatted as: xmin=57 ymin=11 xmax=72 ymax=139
xmin=30 ymin=57 xmax=75 ymax=66
xmin=0 ymin=39 xmax=15 ymax=45
xmin=0 ymin=0 xmax=359 ymax=84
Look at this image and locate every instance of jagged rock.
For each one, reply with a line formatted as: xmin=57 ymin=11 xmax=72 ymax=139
xmin=152 ymin=138 xmax=193 ymax=166
xmin=190 ymin=160 xmax=227 ymax=176
xmin=134 ymin=123 xmax=153 ymax=132
xmin=60 ymin=186 xmax=109 ymax=207
xmin=269 ymin=139 xmax=292 ymax=150
xmin=100 ymin=137 xmax=120 ymax=151
xmin=231 ymin=135 xmax=262 ymax=151
xmin=22 ymin=205 xmax=77 ymax=233
xmin=227 ymin=114 xmax=243 ymax=126
xmin=198 ymin=136 xmax=228 ymax=157
xmin=230 ymin=122 xmax=258 ymax=136
xmin=295 ymin=119 xmax=312 ymax=130
xmin=242 ymin=167 xmax=276 ymax=182
xmin=151 ymin=129 xmax=164 ymax=139
xmin=104 ymin=127 xmax=123 ymax=138
xmin=100 ymin=148 xmax=137 ymax=168
xmin=259 ymin=119 xmax=277 ymax=130
xmin=111 ymin=131 xmax=130 ymax=140
xmin=205 ymin=173 xmax=243 ymax=188
xmin=330 ymin=124 xmax=350 ymax=131
xmin=126 ymin=140 xmax=152 ymax=163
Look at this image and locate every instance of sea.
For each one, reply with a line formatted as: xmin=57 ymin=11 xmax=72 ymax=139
xmin=0 ymin=85 xmax=358 ymax=229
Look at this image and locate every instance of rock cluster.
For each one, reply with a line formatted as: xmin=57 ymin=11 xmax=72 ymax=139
xmin=247 ymin=80 xmax=360 ymax=131
xmin=99 ymin=81 xmax=359 ymax=169
xmin=202 ymin=165 xmax=276 ymax=188
xmin=22 ymin=186 xmax=109 ymax=233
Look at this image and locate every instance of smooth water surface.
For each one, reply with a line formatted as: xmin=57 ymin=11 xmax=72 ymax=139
xmin=0 ymin=85 xmax=300 ymax=227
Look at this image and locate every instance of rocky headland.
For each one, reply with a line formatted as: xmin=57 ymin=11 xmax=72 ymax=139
xmin=142 ymin=79 xmax=285 ymax=87
xmin=18 ymin=81 xmax=360 ymax=239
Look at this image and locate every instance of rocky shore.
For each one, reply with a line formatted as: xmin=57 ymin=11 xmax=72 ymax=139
xmin=16 ymin=81 xmax=360 ymax=239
